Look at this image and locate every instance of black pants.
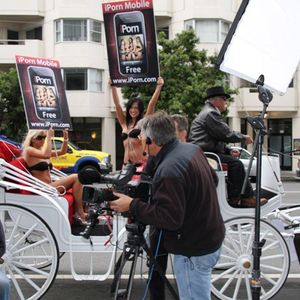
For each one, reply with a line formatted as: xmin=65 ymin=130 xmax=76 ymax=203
xmin=149 ymin=228 xmax=168 ymax=300
xmin=217 ymin=153 xmax=254 ymax=199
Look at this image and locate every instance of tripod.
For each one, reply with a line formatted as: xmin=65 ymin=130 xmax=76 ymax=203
xmin=111 ymin=222 xmax=179 ymax=300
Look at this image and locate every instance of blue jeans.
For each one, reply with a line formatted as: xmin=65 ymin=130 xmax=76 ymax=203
xmin=0 ymin=270 xmax=10 ymax=300
xmin=174 ymin=248 xmax=221 ymax=300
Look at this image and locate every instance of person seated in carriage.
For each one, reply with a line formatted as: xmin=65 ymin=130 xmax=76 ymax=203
xmin=189 ymin=86 xmax=268 ymax=208
xmin=22 ymin=128 xmax=86 ymax=223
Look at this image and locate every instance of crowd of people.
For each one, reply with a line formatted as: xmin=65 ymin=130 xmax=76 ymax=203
xmin=1 ymin=78 xmax=265 ymax=299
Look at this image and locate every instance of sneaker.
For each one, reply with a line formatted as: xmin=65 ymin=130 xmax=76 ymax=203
xmin=241 ymin=196 xmax=268 ymax=208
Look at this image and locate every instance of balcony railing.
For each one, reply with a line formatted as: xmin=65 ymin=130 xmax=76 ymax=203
xmin=0 ymin=40 xmax=44 ymax=63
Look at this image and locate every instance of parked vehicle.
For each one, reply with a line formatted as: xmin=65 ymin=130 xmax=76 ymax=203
xmin=51 ymin=137 xmax=112 ymax=174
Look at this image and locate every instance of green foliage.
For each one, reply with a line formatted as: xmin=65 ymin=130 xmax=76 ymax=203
xmin=0 ymin=68 xmax=26 ymax=141
xmin=121 ymin=30 xmax=236 ymax=122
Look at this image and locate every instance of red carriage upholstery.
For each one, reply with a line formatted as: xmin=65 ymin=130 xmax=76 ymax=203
xmin=0 ymin=140 xmax=22 ymax=162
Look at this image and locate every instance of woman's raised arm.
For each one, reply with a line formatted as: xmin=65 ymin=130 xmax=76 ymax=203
xmin=145 ymin=77 xmax=164 ymax=116
xmin=109 ymin=80 xmax=127 ymax=130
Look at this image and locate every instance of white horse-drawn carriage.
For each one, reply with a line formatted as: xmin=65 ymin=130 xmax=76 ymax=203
xmin=0 ymin=150 xmax=299 ymax=299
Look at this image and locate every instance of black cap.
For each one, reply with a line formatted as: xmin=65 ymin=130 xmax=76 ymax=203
xmin=204 ymin=86 xmax=230 ymax=100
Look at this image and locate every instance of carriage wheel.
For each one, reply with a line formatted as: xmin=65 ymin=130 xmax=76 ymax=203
xmin=0 ymin=204 xmax=59 ymax=300
xmin=211 ymin=217 xmax=290 ymax=300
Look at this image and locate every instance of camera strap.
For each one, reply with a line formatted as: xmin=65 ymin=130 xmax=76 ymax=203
xmin=141 ymin=229 xmax=163 ymax=300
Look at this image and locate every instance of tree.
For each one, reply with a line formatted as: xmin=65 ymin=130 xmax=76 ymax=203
xmin=0 ymin=68 xmax=26 ymax=141
xmin=121 ymin=30 xmax=235 ymax=122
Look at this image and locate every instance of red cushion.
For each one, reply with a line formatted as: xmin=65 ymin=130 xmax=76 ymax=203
xmin=0 ymin=141 xmax=22 ymax=162
xmin=64 ymin=192 xmax=74 ymax=224
xmin=9 ymin=157 xmax=28 ymax=172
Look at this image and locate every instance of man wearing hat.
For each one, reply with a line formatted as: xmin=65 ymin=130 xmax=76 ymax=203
xmin=189 ymin=86 xmax=267 ymax=207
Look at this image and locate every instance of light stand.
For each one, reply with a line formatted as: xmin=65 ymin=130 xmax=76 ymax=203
xmin=245 ymin=75 xmax=273 ymax=299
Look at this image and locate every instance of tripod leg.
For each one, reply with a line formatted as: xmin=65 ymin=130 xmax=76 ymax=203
xmin=143 ymin=243 xmax=179 ymax=300
xmin=111 ymin=252 xmax=124 ymax=294
xmin=113 ymin=243 xmax=140 ymax=300
xmin=125 ymin=246 xmax=140 ymax=300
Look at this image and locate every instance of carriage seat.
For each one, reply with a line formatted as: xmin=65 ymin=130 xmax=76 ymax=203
xmin=6 ymin=157 xmax=74 ymax=224
xmin=204 ymin=152 xmax=228 ymax=173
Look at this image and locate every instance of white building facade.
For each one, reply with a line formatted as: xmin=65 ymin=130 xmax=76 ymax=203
xmin=0 ymin=0 xmax=299 ymax=171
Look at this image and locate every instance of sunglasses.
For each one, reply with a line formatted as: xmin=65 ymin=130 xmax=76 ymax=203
xmin=35 ymin=135 xmax=46 ymax=140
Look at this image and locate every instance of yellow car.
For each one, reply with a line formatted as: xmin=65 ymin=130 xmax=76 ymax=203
xmin=51 ymin=138 xmax=112 ymax=174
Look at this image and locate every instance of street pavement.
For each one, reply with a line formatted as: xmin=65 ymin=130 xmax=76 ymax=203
xmin=41 ymin=277 xmax=300 ymax=299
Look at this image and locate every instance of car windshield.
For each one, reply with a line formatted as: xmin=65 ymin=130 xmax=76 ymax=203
xmin=68 ymin=141 xmax=81 ymax=150
xmin=51 ymin=140 xmax=81 ymax=151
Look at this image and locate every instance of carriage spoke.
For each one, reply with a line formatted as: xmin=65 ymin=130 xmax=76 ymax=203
xmin=260 ymin=263 xmax=283 ymax=272
xmin=232 ymin=270 xmax=243 ymax=299
xmin=10 ymin=223 xmax=39 ymax=251
xmin=212 ymin=265 xmax=238 ymax=283
xmin=261 ymin=271 xmax=277 ymax=286
xmin=221 ymin=242 xmax=239 ymax=258
xmin=6 ymin=215 xmax=22 ymax=248
xmin=260 ymin=254 xmax=284 ymax=261
xmin=6 ymin=265 xmax=25 ymax=300
xmin=13 ymin=237 xmax=50 ymax=255
xmin=246 ymin=225 xmax=254 ymax=252
xmin=244 ymin=270 xmax=252 ymax=299
xmin=11 ymin=263 xmax=41 ymax=291
xmin=220 ymin=269 xmax=240 ymax=294
xmin=262 ymin=240 xmax=280 ymax=252
xmin=226 ymin=228 xmax=242 ymax=254
xmin=211 ymin=217 xmax=290 ymax=300
xmin=13 ymin=260 xmax=50 ymax=277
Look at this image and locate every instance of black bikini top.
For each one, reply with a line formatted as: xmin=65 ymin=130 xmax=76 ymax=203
xmin=28 ymin=161 xmax=53 ymax=171
xmin=121 ymin=132 xmax=128 ymax=141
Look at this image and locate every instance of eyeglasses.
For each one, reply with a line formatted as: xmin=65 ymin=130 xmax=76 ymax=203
xmin=35 ymin=135 xmax=46 ymax=140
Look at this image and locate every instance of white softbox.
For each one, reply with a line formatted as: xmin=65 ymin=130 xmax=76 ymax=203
xmin=216 ymin=0 xmax=300 ymax=95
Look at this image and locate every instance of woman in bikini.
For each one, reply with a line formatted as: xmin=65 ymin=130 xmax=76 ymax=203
xmin=22 ymin=128 xmax=86 ymax=222
xmin=109 ymin=77 xmax=164 ymax=165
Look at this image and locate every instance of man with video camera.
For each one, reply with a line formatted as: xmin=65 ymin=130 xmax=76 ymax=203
xmin=110 ymin=111 xmax=225 ymax=300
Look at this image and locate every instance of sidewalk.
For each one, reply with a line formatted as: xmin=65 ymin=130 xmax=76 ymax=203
xmin=281 ymin=170 xmax=300 ymax=182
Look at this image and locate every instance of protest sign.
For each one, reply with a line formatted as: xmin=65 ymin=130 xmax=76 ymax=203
xmin=16 ymin=55 xmax=72 ymax=130
xmin=103 ymin=0 xmax=159 ymax=86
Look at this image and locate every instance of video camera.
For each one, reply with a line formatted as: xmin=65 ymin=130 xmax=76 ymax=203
xmin=78 ymin=162 xmax=152 ymax=238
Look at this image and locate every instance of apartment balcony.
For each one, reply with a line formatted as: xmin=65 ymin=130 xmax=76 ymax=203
xmin=237 ymin=87 xmax=298 ymax=113
xmin=0 ymin=40 xmax=45 ymax=64
xmin=54 ymin=42 xmax=107 ymax=69
xmin=66 ymin=91 xmax=108 ymax=118
xmin=0 ymin=0 xmax=44 ymax=16
xmin=154 ymin=0 xmax=172 ymax=17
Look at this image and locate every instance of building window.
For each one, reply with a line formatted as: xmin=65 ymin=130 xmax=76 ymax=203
xmin=71 ymin=117 xmax=102 ymax=150
xmin=64 ymin=68 xmax=87 ymax=90
xmin=90 ymin=20 xmax=102 ymax=42
xmin=26 ymin=27 xmax=42 ymax=40
xmin=63 ymin=68 xmax=103 ymax=91
xmin=157 ymin=27 xmax=169 ymax=39
xmin=63 ymin=19 xmax=87 ymax=41
xmin=89 ymin=69 xmax=102 ymax=92
xmin=184 ymin=19 xmax=231 ymax=43
xmin=56 ymin=20 xmax=62 ymax=42
xmin=55 ymin=19 xmax=102 ymax=43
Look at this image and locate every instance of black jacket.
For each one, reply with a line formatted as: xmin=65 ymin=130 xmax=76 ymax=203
xmin=129 ymin=139 xmax=225 ymax=257
xmin=189 ymin=102 xmax=245 ymax=153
